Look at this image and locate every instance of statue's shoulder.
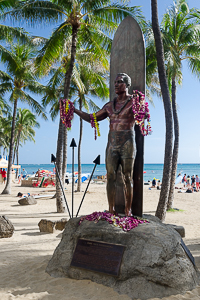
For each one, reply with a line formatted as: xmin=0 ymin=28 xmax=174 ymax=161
xmin=103 ymin=100 xmax=113 ymax=109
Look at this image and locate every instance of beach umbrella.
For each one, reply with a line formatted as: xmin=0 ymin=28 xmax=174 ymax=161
xmin=81 ymin=176 xmax=87 ymax=182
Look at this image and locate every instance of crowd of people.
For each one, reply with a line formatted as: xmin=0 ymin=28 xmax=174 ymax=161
xmin=149 ymin=173 xmax=200 ymax=193
xmin=182 ymin=174 xmax=199 ymax=192
xmin=149 ymin=174 xmax=199 ymax=193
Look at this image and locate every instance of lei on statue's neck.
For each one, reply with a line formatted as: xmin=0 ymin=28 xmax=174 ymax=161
xmin=132 ymin=90 xmax=152 ymax=136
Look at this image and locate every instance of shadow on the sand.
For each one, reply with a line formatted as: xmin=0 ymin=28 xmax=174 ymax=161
xmin=21 ymin=231 xmax=53 ymax=236
xmin=21 ymin=231 xmax=62 ymax=238
xmin=0 ymin=254 xmax=96 ymax=300
xmin=8 ymin=212 xmax=61 ymax=216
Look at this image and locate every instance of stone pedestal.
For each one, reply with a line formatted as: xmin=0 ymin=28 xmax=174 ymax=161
xmin=46 ymin=214 xmax=199 ymax=300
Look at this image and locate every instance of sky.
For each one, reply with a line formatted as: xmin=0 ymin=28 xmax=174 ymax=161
xmin=3 ymin=0 xmax=200 ymax=164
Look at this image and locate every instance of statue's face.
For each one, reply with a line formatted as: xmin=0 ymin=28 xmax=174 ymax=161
xmin=114 ymin=76 xmax=127 ymax=95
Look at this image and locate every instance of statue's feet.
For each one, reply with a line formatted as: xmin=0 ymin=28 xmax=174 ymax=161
xmin=109 ymin=207 xmax=116 ymax=215
xmin=125 ymin=208 xmax=132 ymax=217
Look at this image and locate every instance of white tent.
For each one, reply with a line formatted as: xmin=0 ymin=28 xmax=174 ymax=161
xmin=0 ymin=158 xmax=21 ymax=169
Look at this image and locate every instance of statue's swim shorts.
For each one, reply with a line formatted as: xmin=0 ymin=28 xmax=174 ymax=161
xmin=106 ymin=130 xmax=136 ymax=162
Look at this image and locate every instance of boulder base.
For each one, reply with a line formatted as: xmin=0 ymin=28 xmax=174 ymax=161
xmin=0 ymin=215 xmax=14 ymax=238
xmin=46 ymin=214 xmax=199 ymax=300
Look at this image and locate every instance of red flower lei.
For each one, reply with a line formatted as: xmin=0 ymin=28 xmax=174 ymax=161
xmin=59 ymin=99 xmax=74 ymax=129
xmin=132 ymin=90 xmax=151 ymax=136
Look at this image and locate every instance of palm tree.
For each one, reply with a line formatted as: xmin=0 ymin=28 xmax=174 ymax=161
xmin=10 ymin=0 xmax=145 ymax=213
xmin=70 ymin=58 xmax=109 ymax=192
xmin=42 ymin=64 xmax=67 ymax=211
xmin=151 ymin=0 xmax=173 ymax=221
xmin=13 ymin=108 xmax=40 ymax=170
xmin=161 ymin=0 xmax=200 ymax=209
xmin=0 ymin=41 xmax=46 ymax=194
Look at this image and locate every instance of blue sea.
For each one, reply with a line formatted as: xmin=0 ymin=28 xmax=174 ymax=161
xmin=20 ymin=163 xmax=200 ymax=181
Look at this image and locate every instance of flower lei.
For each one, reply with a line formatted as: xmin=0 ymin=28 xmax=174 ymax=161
xmin=79 ymin=211 xmax=149 ymax=232
xmin=132 ymin=90 xmax=152 ymax=136
xmin=59 ymin=99 xmax=74 ymax=129
xmin=90 ymin=113 xmax=100 ymax=140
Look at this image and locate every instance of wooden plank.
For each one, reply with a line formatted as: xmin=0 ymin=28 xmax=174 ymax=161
xmin=110 ymin=16 xmax=145 ymax=217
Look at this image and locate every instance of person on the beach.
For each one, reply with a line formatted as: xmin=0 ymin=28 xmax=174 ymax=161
xmin=1 ymin=168 xmax=6 ymax=184
xmin=35 ymin=169 xmax=41 ymax=177
xmin=182 ymin=173 xmax=187 ymax=187
xmin=186 ymin=175 xmax=191 ymax=188
xmin=196 ymin=175 xmax=199 ymax=191
xmin=157 ymin=179 xmax=161 ymax=190
xmin=151 ymin=178 xmax=156 ymax=188
xmin=191 ymin=175 xmax=196 ymax=189
xmin=22 ymin=168 xmax=27 ymax=179
xmin=74 ymin=73 xmax=136 ymax=216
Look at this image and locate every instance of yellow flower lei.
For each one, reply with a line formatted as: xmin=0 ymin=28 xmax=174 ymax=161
xmin=93 ymin=113 xmax=100 ymax=137
xmin=65 ymin=100 xmax=69 ymax=114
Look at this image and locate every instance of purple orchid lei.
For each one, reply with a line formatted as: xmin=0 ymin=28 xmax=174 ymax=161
xmin=79 ymin=211 xmax=149 ymax=232
xmin=59 ymin=98 xmax=74 ymax=129
xmin=132 ymin=90 xmax=152 ymax=136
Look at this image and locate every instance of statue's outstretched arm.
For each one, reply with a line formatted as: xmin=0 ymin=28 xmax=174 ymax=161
xmin=74 ymin=105 xmax=108 ymax=123
xmin=74 ymin=108 xmax=91 ymax=123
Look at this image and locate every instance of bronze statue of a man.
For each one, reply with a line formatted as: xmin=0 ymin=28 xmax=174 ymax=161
xmin=74 ymin=73 xmax=136 ymax=216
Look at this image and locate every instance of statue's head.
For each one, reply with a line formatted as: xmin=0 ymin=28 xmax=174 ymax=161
xmin=117 ymin=73 xmax=131 ymax=89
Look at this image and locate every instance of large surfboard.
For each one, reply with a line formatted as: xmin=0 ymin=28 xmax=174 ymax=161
xmin=110 ymin=16 xmax=145 ymax=217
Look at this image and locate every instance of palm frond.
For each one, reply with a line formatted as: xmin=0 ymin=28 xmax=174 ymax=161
xmin=35 ymin=23 xmax=72 ymax=76
xmin=6 ymin=0 xmax=65 ymax=26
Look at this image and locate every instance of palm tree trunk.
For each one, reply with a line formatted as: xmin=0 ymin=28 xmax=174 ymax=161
xmin=64 ymin=26 xmax=78 ymax=99
xmin=77 ymin=98 xmax=82 ymax=192
xmin=16 ymin=135 xmax=20 ymax=178
xmin=2 ymin=99 xmax=18 ymax=194
xmin=55 ymin=25 xmax=78 ymax=213
xmin=151 ymin=0 xmax=173 ymax=221
xmin=62 ymin=126 xmax=67 ymax=186
xmin=16 ymin=141 xmax=19 ymax=179
xmin=13 ymin=145 xmax=16 ymax=164
xmin=56 ymin=118 xmax=66 ymax=213
xmin=167 ymin=77 xmax=179 ymax=210
xmin=13 ymin=133 xmax=20 ymax=164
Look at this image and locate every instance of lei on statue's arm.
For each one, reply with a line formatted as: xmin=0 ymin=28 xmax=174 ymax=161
xmin=59 ymin=99 xmax=74 ymax=128
xmin=90 ymin=113 xmax=100 ymax=140
xmin=59 ymin=98 xmax=100 ymax=140
xmin=132 ymin=90 xmax=152 ymax=136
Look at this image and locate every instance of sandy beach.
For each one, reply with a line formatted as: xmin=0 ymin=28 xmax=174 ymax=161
xmin=0 ymin=180 xmax=200 ymax=300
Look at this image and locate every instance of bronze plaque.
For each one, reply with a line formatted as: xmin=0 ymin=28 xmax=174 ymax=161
xmin=70 ymin=238 xmax=125 ymax=276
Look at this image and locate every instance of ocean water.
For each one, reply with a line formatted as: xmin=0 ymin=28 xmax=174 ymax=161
xmin=20 ymin=163 xmax=200 ymax=181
